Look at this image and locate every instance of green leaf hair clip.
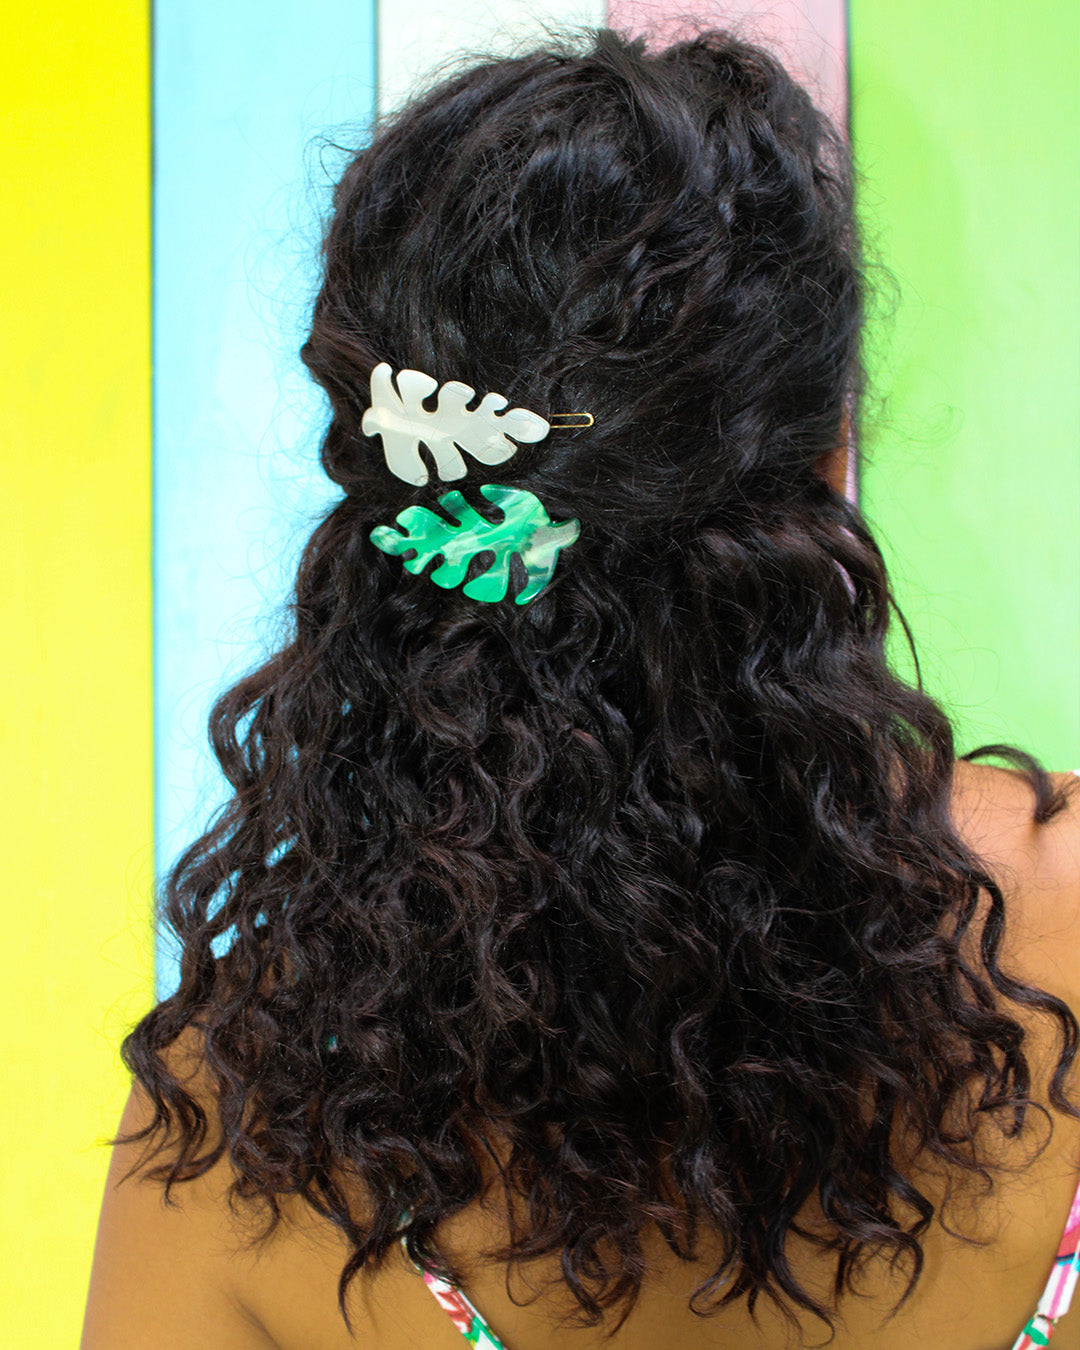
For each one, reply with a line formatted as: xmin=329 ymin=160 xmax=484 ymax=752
xmin=371 ymin=485 xmax=580 ymax=605
xmin=363 ymin=363 xmax=591 ymax=605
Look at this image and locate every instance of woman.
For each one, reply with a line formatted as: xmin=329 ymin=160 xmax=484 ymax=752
xmin=82 ymin=26 xmax=1080 ymax=1350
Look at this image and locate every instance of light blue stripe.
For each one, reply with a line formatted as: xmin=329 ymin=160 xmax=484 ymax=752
xmin=153 ymin=1 xmax=376 ymax=1000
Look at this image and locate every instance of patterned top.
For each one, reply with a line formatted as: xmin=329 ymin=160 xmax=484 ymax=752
xmin=405 ymin=767 xmax=1080 ymax=1348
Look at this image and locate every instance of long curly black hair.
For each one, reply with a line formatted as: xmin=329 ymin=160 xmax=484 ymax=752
xmin=114 ymin=24 xmax=1079 ymax=1339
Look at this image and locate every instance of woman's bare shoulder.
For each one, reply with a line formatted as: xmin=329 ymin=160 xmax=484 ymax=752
xmin=950 ymin=757 xmax=1080 ymax=1008
xmin=82 ymin=1027 xmax=283 ymax=1348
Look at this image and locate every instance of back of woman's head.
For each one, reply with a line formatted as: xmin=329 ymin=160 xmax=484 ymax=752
xmin=306 ymin=24 xmax=860 ymax=585
xmin=118 ymin=25 xmax=1079 ymax=1340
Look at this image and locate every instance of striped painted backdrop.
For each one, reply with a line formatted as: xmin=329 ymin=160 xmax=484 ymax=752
xmin=3 ymin=1 xmax=1076 ymax=1343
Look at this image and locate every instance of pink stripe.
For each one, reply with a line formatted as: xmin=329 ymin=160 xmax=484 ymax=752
xmin=605 ymin=1 xmax=848 ymax=130
xmin=1061 ymin=1185 xmax=1080 ymax=1246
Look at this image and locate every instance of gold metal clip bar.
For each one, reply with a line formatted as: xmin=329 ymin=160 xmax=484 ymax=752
xmin=548 ymin=412 xmax=594 ymax=428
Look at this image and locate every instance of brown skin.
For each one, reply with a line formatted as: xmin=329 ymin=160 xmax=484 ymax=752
xmin=816 ymin=408 xmax=853 ymax=497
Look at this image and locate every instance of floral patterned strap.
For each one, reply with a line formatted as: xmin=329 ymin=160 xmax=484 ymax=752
xmin=401 ymin=1236 xmax=508 ymax=1349
xmin=1011 ymin=1168 xmax=1080 ymax=1349
xmin=1008 ymin=769 xmax=1080 ymax=1348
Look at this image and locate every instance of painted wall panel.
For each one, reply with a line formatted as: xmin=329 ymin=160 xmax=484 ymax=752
xmin=848 ymin=0 xmax=1079 ymax=764
xmin=378 ymin=1 xmax=605 ymax=118
xmin=0 ymin=4 xmax=152 ymax=1345
xmin=153 ymin=2 xmax=378 ymax=999
xmin=607 ymin=0 xmax=848 ymax=128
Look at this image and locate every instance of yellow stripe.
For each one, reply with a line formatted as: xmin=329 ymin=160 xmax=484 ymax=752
xmin=0 ymin=3 xmax=153 ymax=1344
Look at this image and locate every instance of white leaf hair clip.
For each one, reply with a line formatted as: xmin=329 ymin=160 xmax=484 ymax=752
xmin=361 ymin=361 xmax=592 ymax=486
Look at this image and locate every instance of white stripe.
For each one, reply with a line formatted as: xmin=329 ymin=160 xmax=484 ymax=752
xmin=377 ymin=1 xmax=605 ymax=120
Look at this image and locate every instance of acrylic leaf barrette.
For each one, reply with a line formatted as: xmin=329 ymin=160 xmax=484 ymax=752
xmin=370 ymin=485 xmax=580 ymax=605
xmin=362 ymin=361 xmax=552 ymax=486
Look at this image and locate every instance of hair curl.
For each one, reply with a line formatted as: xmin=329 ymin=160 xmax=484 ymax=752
xmin=114 ymin=24 xmax=1079 ymax=1340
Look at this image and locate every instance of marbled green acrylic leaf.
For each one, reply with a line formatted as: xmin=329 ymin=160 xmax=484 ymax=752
xmin=370 ymin=484 xmax=579 ymax=605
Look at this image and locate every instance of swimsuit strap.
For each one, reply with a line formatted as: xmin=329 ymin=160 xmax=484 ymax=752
xmin=401 ymin=1235 xmax=508 ymax=1349
xmin=1009 ymin=766 xmax=1080 ymax=1348
xmin=1011 ymin=1168 xmax=1080 ymax=1349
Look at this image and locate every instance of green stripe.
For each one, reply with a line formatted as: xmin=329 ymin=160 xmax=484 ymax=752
xmin=849 ymin=0 xmax=1080 ymax=765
